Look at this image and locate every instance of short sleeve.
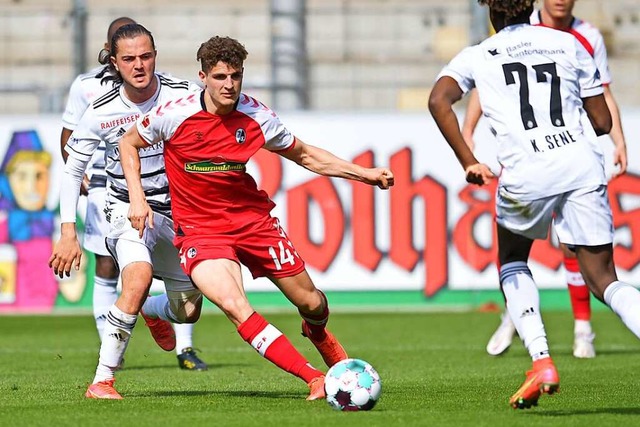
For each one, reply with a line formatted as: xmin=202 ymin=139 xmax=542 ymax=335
xmin=575 ymin=40 xmax=604 ymax=98
xmin=262 ymin=113 xmax=295 ymax=152
xmin=64 ymin=108 xmax=101 ymax=160
xmin=136 ymin=110 xmax=165 ymax=146
xmin=591 ymin=33 xmax=612 ymax=85
xmin=61 ymin=76 xmax=90 ymax=130
xmin=436 ymin=46 xmax=477 ymax=94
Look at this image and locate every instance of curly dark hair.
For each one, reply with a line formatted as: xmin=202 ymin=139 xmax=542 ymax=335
xmin=478 ymin=0 xmax=536 ymax=19
xmin=197 ymin=36 xmax=248 ymax=72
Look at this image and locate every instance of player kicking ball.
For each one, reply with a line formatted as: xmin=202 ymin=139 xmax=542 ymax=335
xmin=119 ymin=36 xmax=394 ymax=400
xmin=430 ymin=0 xmax=640 ymax=410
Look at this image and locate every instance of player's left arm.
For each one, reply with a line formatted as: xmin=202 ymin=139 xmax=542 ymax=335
xmin=277 ymin=138 xmax=394 ymax=190
xmin=429 ymin=76 xmax=494 ymax=186
xmin=603 ymin=86 xmax=627 ymax=176
xmin=119 ymin=127 xmax=155 ymax=236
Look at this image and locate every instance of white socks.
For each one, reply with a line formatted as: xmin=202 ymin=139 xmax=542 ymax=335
xmin=92 ymin=276 xmax=118 ymax=341
xmin=603 ymin=281 xmax=640 ymax=339
xmin=174 ymin=323 xmax=194 ymax=354
xmin=93 ymin=304 xmax=137 ymax=383
xmin=500 ymin=261 xmax=549 ymax=361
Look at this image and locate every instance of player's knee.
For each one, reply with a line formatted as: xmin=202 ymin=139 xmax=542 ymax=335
xmin=217 ymin=296 xmax=251 ymax=319
xmin=296 ymin=289 xmax=325 ymax=315
xmin=169 ymin=292 xmax=203 ymax=323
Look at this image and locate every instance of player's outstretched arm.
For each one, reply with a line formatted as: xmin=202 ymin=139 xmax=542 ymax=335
xmin=119 ymin=127 xmax=154 ymax=237
xmin=278 ymin=138 xmax=394 ymax=189
xmin=429 ymin=76 xmax=494 ymax=186
xmin=49 ymin=155 xmax=89 ymax=278
xmin=603 ymin=86 xmax=628 ymax=176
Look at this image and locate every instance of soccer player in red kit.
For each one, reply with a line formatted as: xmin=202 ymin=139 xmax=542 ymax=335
xmin=119 ymin=35 xmax=394 ymax=400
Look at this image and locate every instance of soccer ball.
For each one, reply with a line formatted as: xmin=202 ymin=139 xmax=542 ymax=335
xmin=324 ymin=358 xmax=381 ymax=411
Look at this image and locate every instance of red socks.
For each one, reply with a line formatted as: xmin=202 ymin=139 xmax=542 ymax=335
xmin=564 ymin=257 xmax=591 ymax=321
xmin=238 ymin=312 xmax=323 ymax=383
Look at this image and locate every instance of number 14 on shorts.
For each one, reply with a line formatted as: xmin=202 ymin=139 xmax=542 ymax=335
xmin=268 ymin=240 xmax=297 ymax=270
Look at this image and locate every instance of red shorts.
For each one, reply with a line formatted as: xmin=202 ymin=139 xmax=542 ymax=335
xmin=174 ymin=216 xmax=306 ymax=279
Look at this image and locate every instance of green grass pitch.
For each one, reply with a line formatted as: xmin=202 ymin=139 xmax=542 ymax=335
xmin=1 ymin=309 xmax=639 ymax=426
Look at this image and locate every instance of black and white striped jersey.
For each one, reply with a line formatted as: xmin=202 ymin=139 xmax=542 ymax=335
xmin=64 ymin=73 xmax=200 ymax=216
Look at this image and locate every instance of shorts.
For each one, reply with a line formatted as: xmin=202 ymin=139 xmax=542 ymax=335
xmin=105 ymin=202 xmax=194 ymax=288
xmin=175 ymin=216 xmax=306 ymax=279
xmin=495 ymin=184 xmax=614 ymax=246
xmin=82 ymin=187 xmax=110 ymax=256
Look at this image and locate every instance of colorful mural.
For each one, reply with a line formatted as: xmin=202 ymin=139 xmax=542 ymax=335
xmin=0 ymin=129 xmax=92 ymax=313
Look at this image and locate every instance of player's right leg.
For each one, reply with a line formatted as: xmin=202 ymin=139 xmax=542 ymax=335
xmin=184 ymin=247 xmax=326 ymax=400
xmin=87 ymin=208 xmax=168 ymax=399
xmin=87 ymin=259 xmax=154 ymax=399
xmin=495 ymin=191 xmax=560 ymax=409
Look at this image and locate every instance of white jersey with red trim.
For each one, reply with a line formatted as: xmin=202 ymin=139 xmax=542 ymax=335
xmin=530 ymin=10 xmax=611 ymax=85
xmin=61 ymin=65 xmax=114 ymax=189
xmin=136 ymin=91 xmax=294 ymax=234
xmin=64 ymin=74 xmax=200 ymax=218
xmin=438 ymin=24 xmax=606 ymax=200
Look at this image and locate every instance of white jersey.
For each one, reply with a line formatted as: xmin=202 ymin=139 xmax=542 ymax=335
xmin=62 ymin=65 xmax=115 ymax=190
xmin=64 ymin=74 xmax=200 ymax=218
xmin=530 ymin=10 xmax=611 ymax=85
xmin=438 ymin=24 xmax=606 ymax=200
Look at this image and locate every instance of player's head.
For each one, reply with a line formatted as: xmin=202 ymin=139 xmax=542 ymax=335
xmin=478 ymin=0 xmax=535 ymax=31
xmin=98 ymin=16 xmax=136 ymax=65
xmin=197 ymin=36 xmax=248 ymax=114
xmin=107 ymin=23 xmax=157 ymax=91
xmin=540 ymin=0 xmax=575 ymax=21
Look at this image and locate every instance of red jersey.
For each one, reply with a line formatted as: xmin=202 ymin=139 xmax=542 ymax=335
xmin=136 ymin=91 xmax=295 ymax=235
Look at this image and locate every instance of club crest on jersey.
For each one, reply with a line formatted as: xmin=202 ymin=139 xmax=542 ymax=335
xmin=235 ymin=128 xmax=246 ymax=144
xmin=187 ymin=247 xmax=197 ymax=259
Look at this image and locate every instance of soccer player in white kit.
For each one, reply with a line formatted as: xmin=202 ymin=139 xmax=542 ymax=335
xmin=50 ymin=23 xmax=208 ymax=399
xmin=59 ymin=18 xmax=207 ymax=371
xmin=429 ymin=0 xmax=640 ymax=409
xmin=462 ymin=0 xmax=629 ymax=359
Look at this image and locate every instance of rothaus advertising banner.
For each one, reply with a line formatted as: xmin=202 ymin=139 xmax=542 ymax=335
xmin=0 ymin=111 xmax=638 ymax=312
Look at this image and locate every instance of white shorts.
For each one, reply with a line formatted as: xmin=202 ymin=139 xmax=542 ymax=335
xmin=105 ymin=202 xmax=195 ymax=292
xmin=495 ymin=184 xmax=614 ymax=246
xmin=82 ymin=187 xmax=110 ymax=256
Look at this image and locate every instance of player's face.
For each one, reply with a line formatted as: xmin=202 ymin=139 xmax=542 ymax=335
xmin=543 ymin=0 xmax=576 ymax=20
xmin=112 ymin=35 xmax=157 ymax=91
xmin=199 ymin=61 xmax=243 ymax=114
